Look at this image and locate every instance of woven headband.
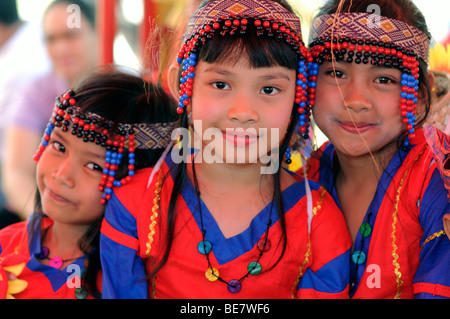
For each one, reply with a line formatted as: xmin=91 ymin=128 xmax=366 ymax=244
xmin=184 ymin=0 xmax=302 ymax=42
xmin=309 ymin=13 xmax=429 ymax=63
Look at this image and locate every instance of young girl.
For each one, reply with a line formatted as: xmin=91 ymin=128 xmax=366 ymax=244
xmin=100 ymin=0 xmax=352 ymax=299
xmin=0 ymin=71 xmax=178 ymax=298
xmin=302 ymin=0 xmax=450 ymax=298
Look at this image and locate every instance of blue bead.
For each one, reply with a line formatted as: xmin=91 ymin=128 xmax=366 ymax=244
xmin=351 ymin=250 xmax=366 ymax=264
xmin=128 ymin=153 xmax=135 ymax=159
xmin=104 ymin=187 xmax=112 ymax=194
xmin=128 ymin=171 xmax=135 ymax=177
xmin=197 ymin=240 xmax=212 ymax=255
xmin=128 ymin=159 xmax=135 ymax=165
xmin=285 ymin=153 xmax=291 ymax=159
xmin=103 ymin=168 xmax=109 ymax=175
xmin=109 ymin=170 xmax=116 ymax=177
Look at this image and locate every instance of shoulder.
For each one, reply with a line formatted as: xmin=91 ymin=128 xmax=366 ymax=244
xmin=110 ymin=167 xmax=155 ymax=215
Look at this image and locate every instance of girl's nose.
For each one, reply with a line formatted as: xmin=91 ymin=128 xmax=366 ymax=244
xmin=52 ymin=158 xmax=75 ymax=188
xmin=343 ymin=81 xmax=372 ymax=113
xmin=227 ymin=92 xmax=259 ymax=124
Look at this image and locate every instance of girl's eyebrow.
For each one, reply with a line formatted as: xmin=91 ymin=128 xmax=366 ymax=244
xmin=203 ymin=66 xmax=232 ymax=76
xmin=203 ymin=66 xmax=291 ymax=81
xmin=259 ymin=72 xmax=292 ymax=81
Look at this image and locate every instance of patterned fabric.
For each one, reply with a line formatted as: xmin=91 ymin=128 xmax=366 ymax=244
xmin=129 ymin=122 xmax=177 ymax=150
xmin=60 ymin=107 xmax=177 ymax=151
xmin=185 ymin=0 xmax=302 ymax=42
xmin=309 ymin=13 xmax=429 ymax=63
xmin=424 ymin=125 xmax=450 ymax=199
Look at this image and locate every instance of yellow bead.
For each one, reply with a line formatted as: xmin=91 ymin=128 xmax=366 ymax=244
xmin=205 ymin=267 xmax=219 ymax=282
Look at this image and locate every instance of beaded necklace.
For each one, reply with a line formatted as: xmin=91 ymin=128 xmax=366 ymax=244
xmin=192 ymin=161 xmax=274 ymax=294
xmin=36 ymin=227 xmax=85 ymax=270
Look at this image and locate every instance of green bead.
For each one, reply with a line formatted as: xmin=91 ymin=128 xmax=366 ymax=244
xmin=360 ymin=222 xmax=372 ymax=237
xmin=248 ymin=261 xmax=262 ymax=275
xmin=75 ymin=287 xmax=89 ymax=299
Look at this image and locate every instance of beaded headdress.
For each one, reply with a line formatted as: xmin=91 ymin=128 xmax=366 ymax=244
xmin=34 ymin=90 xmax=177 ymax=204
xmin=175 ymin=0 xmax=314 ymax=138
xmin=308 ymin=12 xmax=430 ymax=148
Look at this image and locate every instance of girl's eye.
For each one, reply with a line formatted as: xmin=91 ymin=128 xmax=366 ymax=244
xmin=326 ymin=70 xmax=346 ymax=78
xmin=51 ymin=141 xmax=65 ymax=153
xmin=374 ymin=76 xmax=397 ymax=84
xmin=86 ymin=162 xmax=103 ymax=172
xmin=212 ymin=82 xmax=230 ymax=90
xmin=260 ymin=86 xmax=279 ymax=95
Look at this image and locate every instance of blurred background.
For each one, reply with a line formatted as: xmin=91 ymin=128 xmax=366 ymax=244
xmin=13 ymin=0 xmax=450 ymax=72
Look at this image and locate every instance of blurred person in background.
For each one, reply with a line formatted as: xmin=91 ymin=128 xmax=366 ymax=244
xmin=0 ymin=0 xmax=51 ymax=228
xmin=1 ymin=0 xmax=98 ymax=227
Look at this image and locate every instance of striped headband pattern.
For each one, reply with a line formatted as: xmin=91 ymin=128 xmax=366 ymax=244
xmin=184 ymin=0 xmax=302 ymax=42
xmin=309 ymin=13 xmax=429 ymax=63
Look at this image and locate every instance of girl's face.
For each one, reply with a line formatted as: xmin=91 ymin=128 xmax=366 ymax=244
xmin=36 ymin=128 xmax=106 ymax=228
xmin=189 ymin=56 xmax=296 ymax=165
xmin=313 ymin=61 xmax=405 ymax=157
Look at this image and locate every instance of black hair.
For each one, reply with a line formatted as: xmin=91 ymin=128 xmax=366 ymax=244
xmin=0 ymin=0 xmax=20 ymax=26
xmin=148 ymin=0 xmax=302 ymax=280
xmin=33 ymin=69 xmax=178 ymax=298
xmin=316 ymin=0 xmax=432 ymax=133
xmin=45 ymin=0 xmax=96 ymax=28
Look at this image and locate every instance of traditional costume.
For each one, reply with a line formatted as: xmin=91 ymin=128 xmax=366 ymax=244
xmin=0 ymin=214 xmax=97 ymax=299
xmin=301 ymin=11 xmax=450 ymax=298
xmin=100 ymin=154 xmax=351 ymax=298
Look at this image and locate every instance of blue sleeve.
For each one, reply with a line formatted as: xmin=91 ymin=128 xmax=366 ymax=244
xmin=100 ymin=192 xmax=148 ymax=299
xmin=414 ymin=170 xmax=450 ymax=298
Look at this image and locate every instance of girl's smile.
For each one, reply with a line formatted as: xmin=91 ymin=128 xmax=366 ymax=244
xmin=222 ymin=129 xmax=259 ymax=147
xmin=337 ymin=120 xmax=377 ymax=134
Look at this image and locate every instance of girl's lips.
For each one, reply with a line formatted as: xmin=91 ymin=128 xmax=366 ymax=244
xmin=339 ymin=121 xmax=374 ymax=133
xmin=47 ymin=188 xmax=75 ymax=206
xmin=222 ymin=130 xmax=258 ymax=147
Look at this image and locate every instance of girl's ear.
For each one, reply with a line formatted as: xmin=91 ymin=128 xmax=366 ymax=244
xmin=168 ymin=63 xmax=181 ymax=101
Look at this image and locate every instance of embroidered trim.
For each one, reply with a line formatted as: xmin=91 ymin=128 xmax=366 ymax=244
xmin=146 ymin=169 xmax=164 ymax=256
xmin=421 ymin=230 xmax=446 ymax=249
xmin=291 ymin=186 xmax=326 ymax=298
xmin=392 ymin=145 xmax=426 ymax=299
